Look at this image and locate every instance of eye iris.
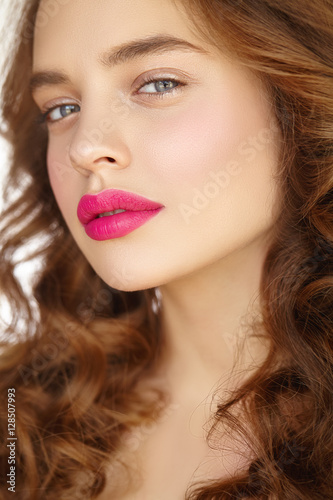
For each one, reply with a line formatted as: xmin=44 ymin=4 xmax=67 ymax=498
xmin=155 ymin=80 xmax=177 ymax=92
xmin=61 ymin=105 xmax=78 ymax=117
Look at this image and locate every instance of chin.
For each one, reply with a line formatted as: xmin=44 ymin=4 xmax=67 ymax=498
xmin=93 ymin=268 xmax=162 ymax=293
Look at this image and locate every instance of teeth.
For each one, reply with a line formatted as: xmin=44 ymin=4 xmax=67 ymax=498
xmin=97 ymin=209 xmax=126 ymax=218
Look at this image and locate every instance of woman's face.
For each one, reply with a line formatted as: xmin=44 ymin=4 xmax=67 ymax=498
xmin=32 ymin=0 xmax=281 ymax=291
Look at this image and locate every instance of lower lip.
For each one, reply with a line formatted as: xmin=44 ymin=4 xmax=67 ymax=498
xmin=84 ymin=208 xmax=163 ymax=241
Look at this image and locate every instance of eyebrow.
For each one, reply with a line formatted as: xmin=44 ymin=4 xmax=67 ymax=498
xmin=29 ymin=34 xmax=208 ymax=95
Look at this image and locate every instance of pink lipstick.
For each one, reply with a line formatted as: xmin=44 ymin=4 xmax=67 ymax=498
xmin=77 ymin=189 xmax=164 ymax=241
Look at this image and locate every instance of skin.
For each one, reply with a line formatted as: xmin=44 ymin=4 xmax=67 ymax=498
xmin=32 ymin=0 xmax=282 ymax=495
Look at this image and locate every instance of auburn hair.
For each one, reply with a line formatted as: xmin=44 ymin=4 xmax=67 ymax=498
xmin=0 ymin=0 xmax=332 ymax=498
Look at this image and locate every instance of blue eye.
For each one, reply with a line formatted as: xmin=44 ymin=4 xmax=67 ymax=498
xmin=138 ymin=79 xmax=180 ymax=94
xmin=42 ymin=104 xmax=80 ymax=124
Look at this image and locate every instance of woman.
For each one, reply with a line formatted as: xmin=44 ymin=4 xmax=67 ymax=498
xmin=0 ymin=0 xmax=332 ymax=498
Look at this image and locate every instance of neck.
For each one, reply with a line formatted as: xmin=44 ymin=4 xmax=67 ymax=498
xmin=156 ymin=234 xmax=272 ymax=402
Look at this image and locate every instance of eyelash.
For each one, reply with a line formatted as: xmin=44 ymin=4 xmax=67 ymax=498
xmin=38 ymin=76 xmax=185 ymax=125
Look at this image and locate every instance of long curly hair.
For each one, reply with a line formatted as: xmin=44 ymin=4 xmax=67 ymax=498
xmin=0 ymin=0 xmax=332 ymax=498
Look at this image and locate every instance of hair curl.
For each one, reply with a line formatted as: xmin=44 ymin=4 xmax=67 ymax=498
xmin=0 ymin=0 xmax=332 ymax=498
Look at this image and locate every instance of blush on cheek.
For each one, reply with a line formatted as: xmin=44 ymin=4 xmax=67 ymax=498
xmin=146 ymin=98 xmax=246 ymax=189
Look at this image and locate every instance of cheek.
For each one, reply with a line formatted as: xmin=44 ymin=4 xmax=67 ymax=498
xmin=46 ymin=140 xmax=79 ymax=222
xmin=137 ymin=85 xmax=280 ymax=238
xmin=142 ymin=99 xmax=236 ymax=186
xmin=140 ymin=90 xmax=272 ymax=195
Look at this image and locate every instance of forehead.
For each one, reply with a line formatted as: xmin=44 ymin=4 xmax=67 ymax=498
xmin=33 ymin=0 xmax=208 ymax=69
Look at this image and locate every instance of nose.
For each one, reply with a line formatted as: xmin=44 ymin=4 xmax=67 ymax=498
xmin=68 ymin=112 xmax=132 ymax=174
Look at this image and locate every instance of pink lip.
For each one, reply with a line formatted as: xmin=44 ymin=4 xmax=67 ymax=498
xmin=77 ymin=189 xmax=164 ymax=241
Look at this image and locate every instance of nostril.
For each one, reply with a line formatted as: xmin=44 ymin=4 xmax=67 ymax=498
xmin=107 ymin=157 xmax=116 ymax=163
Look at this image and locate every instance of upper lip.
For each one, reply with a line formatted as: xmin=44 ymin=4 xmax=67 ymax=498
xmin=77 ymin=189 xmax=164 ymax=225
